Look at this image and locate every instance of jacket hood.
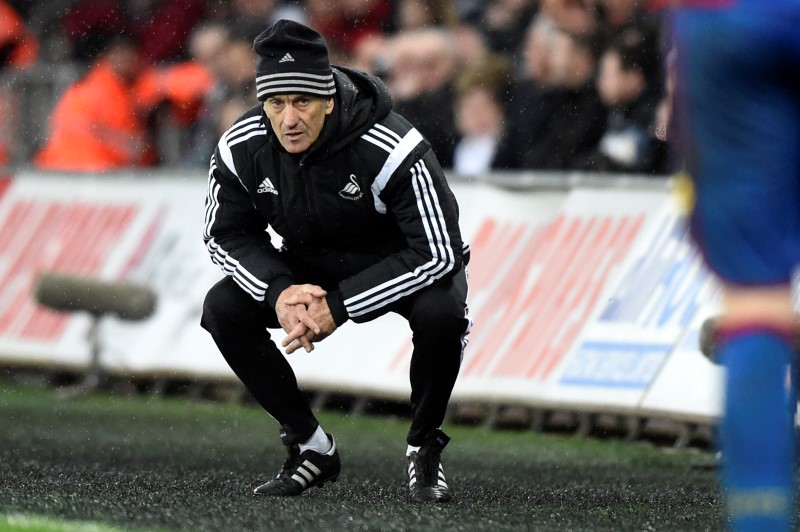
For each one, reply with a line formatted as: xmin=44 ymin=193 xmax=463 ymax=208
xmin=307 ymin=66 xmax=393 ymax=160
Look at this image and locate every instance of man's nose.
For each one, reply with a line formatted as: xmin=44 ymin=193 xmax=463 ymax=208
xmin=283 ymin=105 xmax=299 ymax=126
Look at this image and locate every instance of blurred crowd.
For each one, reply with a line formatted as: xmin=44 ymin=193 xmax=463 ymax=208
xmin=1 ymin=0 xmax=670 ymax=175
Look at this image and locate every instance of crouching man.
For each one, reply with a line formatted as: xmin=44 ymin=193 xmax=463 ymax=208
xmin=200 ymin=19 xmax=471 ymax=503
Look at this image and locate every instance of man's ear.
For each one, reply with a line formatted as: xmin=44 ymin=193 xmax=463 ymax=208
xmin=325 ymin=97 xmax=334 ymax=115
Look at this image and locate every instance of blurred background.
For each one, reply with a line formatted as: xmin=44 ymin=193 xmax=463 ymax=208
xmin=0 ymin=0 xmax=721 ymax=446
xmin=0 ymin=0 xmax=670 ymax=176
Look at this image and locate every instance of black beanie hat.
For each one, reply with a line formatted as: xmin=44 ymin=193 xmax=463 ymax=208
xmin=253 ymin=20 xmax=336 ymax=101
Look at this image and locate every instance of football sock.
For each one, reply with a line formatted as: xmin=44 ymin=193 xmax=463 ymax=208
xmin=299 ymin=425 xmax=332 ymax=454
xmin=406 ymin=445 xmax=421 ymax=456
xmin=719 ymin=328 xmax=795 ymax=532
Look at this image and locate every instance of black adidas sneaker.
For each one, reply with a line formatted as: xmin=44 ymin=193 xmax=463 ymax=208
xmin=406 ymin=429 xmax=453 ymax=503
xmin=254 ymin=426 xmax=341 ymax=496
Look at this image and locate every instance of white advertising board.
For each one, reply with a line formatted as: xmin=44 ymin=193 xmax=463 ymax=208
xmin=0 ymin=172 xmax=725 ymax=422
xmin=545 ymin=193 xmax=719 ymax=413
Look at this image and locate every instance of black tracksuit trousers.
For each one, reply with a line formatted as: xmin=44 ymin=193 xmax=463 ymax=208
xmin=200 ymin=265 xmax=470 ymax=446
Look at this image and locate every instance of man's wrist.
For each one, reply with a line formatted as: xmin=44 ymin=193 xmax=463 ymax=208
xmin=325 ymin=290 xmax=348 ymax=326
xmin=264 ymin=276 xmax=295 ymax=310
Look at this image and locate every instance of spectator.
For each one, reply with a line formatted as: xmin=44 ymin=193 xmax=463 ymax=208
xmin=127 ymin=0 xmax=207 ymax=64
xmin=600 ymin=0 xmax=640 ymax=27
xmin=133 ymin=51 xmax=216 ymax=166
xmin=0 ymin=0 xmax=38 ymax=166
xmin=452 ymin=54 xmax=512 ymax=175
xmin=539 ymin=0 xmax=599 ymax=38
xmin=452 ymin=23 xmax=489 ymax=70
xmin=197 ymin=0 xmax=233 ymax=23
xmin=226 ymin=0 xmax=307 ymax=43
xmin=350 ymin=0 xmax=484 ymax=79
xmin=388 ymin=28 xmax=461 ymax=168
xmin=59 ymin=0 xmax=206 ymax=64
xmin=492 ymin=13 xmax=557 ymax=170
xmin=134 ymin=60 xmax=215 ymax=130
xmin=186 ymin=21 xmax=230 ymax=79
xmin=348 ymin=33 xmax=393 ymax=76
xmin=391 ymin=0 xmax=459 ymax=31
xmin=11 ymin=0 xmax=672 ymax=175
xmin=0 ymin=0 xmax=38 ymax=70
xmin=215 ymin=35 xmax=258 ymax=103
xmin=581 ymin=25 xmax=666 ymax=173
xmin=181 ymin=23 xmax=231 ymax=167
xmin=597 ymin=0 xmax=660 ymax=36
xmin=474 ymin=0 xmax=539 ymax=56
xmin=35 ymin=35 xmax=155 ymax=171
xmin=59 ymin=0 xmax=129 ymax=62
xmin=184 ymin=29 xmax=258 ymax=167
xmin=496 ymin=28 xmax=607 ymax=170
xmin=519 ymin=13 xmax=559 ymax=85
xmin=307 ymin=0 xmax=392 ymax=58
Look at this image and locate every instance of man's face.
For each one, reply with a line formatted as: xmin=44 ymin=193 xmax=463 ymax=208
xmin=597 ymin=51 xmax=643 ymax=106
xmin=263 ymin=94 xmax=334 ymax=154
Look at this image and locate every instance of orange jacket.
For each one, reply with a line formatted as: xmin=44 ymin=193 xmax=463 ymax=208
xmin=135 ymin=61 xmax=214 ymax=125
xmin=0 ymin=0 xmax=38 ymax=69
xmin=35 ymin=59 xmax=154 ymax=171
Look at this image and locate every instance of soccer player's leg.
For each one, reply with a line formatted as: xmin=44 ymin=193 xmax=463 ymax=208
xmin=716 ymin=287 xmax=796 ymax=531
xmin=675 ymin=7 xmax=800 ymax=529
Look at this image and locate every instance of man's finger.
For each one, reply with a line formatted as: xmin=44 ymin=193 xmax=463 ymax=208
xmin=300 ymin=335 xmax=314 ymax=353
xmin=283 ymin=292 xmax=316 ymax=306
xmin=284 ymin=330 xmax=314 ymax=355
xmin=281 ymin=322 xmax=308 ymax=348
xmin=299 ymin=313 xmax=321 ymax=334
xmin=294 ymin=306 xmax=321 ymax=334
xmin=285 ymin=339 xmax=313 ymax=354
xmin=297 ymin=284 xmax=327 ymax=298
xmin=283 ymin=285 xmax=327 ymax=306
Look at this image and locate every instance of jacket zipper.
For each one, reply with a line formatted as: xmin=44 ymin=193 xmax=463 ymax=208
xmin=298 ymin=161 xmax=320 ymax=235
xmin=299 ymin=162 xmax=311 ymax=211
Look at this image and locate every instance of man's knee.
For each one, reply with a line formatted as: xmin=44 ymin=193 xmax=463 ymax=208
xmin=721 ymin=284 xmax=795 ymax=332
xmin=201 ymin=277 xmax=265 ymax=334
xmin=410 ymin=293 xmax=468 ymax=338
xmin=411 ymin=271 xmax=468 ymax=329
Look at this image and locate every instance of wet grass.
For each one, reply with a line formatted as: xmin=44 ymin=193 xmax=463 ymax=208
xmin=0 ymin=383 xmax=725 ymax=531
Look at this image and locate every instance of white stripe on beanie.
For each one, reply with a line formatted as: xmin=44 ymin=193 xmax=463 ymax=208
xmin=256 ymin=71 xmax=335 ymax=99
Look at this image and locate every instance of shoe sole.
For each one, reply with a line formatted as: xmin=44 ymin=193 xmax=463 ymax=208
xmin=409 ymin=488 xmax=452 ymax=503
xmin=254 ymin=473 xmax=340 ymax=496
xmin=314 ymin=474 xmax=339 ymax=488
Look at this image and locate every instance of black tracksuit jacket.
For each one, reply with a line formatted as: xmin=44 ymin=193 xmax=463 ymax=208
xmin=203 ymin=66 xmax=468 ymax=326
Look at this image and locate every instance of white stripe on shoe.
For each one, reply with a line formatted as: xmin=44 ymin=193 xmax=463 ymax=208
xmin=304 ymin=461 xmax=322 ymax=475
xmin=291 ymin=461 xmax=323 ymax=487
xmin=408 ymin=462 xmax=417 ymax=487
xmin=296 ymin=467 xmax=314 ymax=483
xmin=438 ymin=464 xmax=447 ymax=487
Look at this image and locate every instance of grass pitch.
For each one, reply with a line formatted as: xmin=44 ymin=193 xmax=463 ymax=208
xmin=0 ymin=381 xmax=725 ymax=531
